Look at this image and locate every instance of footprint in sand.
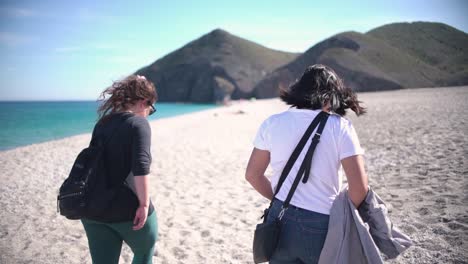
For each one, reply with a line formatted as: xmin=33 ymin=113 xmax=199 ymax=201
xmin=390 ymin=200 xmax=404 ymax=209
xmin=70 ymin=233 xmax=82 ymax=240
xmin=416 ymin=207 xmax=431 ymax=216
xmin=172 ymin=246 xmax=188 ymax=260
xmin=166 ymin=217 xmax=174 ymax=227
xmin=0 ymin=229 xmax=8 ymax=239
xmin=179 ymin=230 xmax=191 ymax=237
xmin=455 ymin=214 xmax=468 ymax=224
xmin=447 ymin=221 xmax=468 ymax=231
xmin=219 ymin=220 xmax=233 ymax=227
xmin=439 ymin=217 xmax=453 ymax=223
xmin=434 ymin=198 xmax=447 ymax=209
xmin=201 ymin=230 xmax=210 ymax=237
xmin=422 ymin=189 xmax=435 ymax=196
xmin=432 ymin=225 xmax=450 ymax=235
xmin=445 ymin=235 xmax=464 ymax=246
xmin=22 ymin=239 xmax=32 ymax=251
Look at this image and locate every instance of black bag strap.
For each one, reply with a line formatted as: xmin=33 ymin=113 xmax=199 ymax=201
xmin=89 ymin=114 xmax=131 ymax=190
xmin=270 ymin=111 xmax=330 ymax=218
xmin=273 ymin=111 xmax=327 ymax=196
xmin=282 ymin=113 xmax=329 ymax=207
xmin=91 ymin=114 xmax=129 ymax=148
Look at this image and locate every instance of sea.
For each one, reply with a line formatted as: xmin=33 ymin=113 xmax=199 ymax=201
xmin=0 ymin=101 xmax=218 ymax=151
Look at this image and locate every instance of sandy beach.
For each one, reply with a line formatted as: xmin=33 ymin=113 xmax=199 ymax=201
xmin=0 ymin=86 xmax=467 ymax=264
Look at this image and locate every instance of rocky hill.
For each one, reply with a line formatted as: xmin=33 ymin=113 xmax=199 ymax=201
xmin=136 ymin=29 xmax=299 ymax=103
xmin=254 ymin=22 xmax=468 ymax=98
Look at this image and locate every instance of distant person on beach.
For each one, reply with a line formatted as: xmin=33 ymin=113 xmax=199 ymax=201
xmin=246 ymin=64 xmax=368 ymax=263
xmin=81 ymin=75 xmax=158 ymax=263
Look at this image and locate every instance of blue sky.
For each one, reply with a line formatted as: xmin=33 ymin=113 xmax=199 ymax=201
xmin=1 ymin=0 xmax=467 ymax=101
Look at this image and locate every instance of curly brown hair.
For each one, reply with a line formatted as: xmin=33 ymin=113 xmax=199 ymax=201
xmin=280 ymin=64 xmax=366 ymax=116
xmin=97 ymin=75 xmax=157 ymax=123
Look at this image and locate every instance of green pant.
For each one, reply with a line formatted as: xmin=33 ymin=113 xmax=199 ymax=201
xmin=81 ymin=211 xmax=158 ymax=264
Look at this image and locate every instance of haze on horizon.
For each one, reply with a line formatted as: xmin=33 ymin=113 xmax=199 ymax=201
xmin=0 ymin=0 xmax=467 ymax=101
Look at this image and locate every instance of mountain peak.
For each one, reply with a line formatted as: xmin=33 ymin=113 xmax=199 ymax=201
xmin=209 ymin=28 xmax=230 ymax=36
xmin=136 ymin=28 xmax=299 ymax=103
xmin=198 ymin=28 xmax=232 ymax=44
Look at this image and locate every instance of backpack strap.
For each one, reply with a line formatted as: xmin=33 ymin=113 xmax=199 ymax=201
xmin=91 ymin=114 xmax=129 ymax=148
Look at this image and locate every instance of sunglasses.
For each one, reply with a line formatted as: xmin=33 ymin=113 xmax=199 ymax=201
xmin=147 ymin=101 xmax=156 ymax=116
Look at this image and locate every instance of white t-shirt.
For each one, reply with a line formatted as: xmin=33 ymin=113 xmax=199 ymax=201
xmin=253 ymin=108 xmax=364 ymax=215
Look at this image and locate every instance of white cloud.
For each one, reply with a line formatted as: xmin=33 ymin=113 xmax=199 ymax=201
xmin=2 ymin=66 xmax=17 ymax=72
xmin=54 ymin=43 xmax=119 ymax=54
xmin=54 ymin=46 xmax=83 ymax=53
xmin=76 ymin=8 xmax=119 ymax=25
xmin=0 ymin=32 xmax=36 ymax=46
xmin=93 ymin=43 xmax=119 ymax=51
xmin=106 ymin=55 xmax=146 ymax=64
xmin=0 ymin=7 xmax=37 ymax=18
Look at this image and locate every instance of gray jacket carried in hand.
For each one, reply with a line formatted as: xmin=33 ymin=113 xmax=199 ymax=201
xmin=318 ymin=187 xmax=412 ymax=264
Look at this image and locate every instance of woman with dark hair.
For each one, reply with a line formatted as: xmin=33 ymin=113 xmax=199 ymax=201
xmin=246 ymin=64 xmax=369 ymax=263
xmin=81 ymin=75 xmax=158 ymax=263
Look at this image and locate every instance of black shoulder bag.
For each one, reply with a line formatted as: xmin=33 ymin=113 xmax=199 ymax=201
xmin=253 ymin=111 xmax=330 ymax=263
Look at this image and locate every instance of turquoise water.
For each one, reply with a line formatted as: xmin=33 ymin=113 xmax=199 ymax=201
xmin=0 ymin=101 xmax=218 ymax=151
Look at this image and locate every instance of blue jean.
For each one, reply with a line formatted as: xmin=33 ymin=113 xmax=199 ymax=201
xmin=266 ymin=199 xmax=329 ymax=264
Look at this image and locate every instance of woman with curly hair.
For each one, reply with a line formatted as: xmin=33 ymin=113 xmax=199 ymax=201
xmin=81 ymin=75 xmax=158 ymax=264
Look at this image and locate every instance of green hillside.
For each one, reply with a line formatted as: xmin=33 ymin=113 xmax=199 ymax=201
xmin=254 ymin=22 xmax=468 ymax=98
xmin=368 ymin=22 xmax=468 ymax=79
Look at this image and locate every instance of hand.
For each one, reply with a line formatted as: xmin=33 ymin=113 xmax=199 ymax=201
xmin=133 ymin=205 xmax=149 ymax=230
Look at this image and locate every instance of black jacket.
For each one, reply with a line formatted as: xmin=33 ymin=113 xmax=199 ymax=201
xmin=89 ymin=112 xmax=154 ymax=222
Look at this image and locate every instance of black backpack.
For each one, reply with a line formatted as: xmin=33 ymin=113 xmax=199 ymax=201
xmin=57 ymin=144 xmax=106 ymax=219
xmin=57 ymin=119 xmax=139 ymax=221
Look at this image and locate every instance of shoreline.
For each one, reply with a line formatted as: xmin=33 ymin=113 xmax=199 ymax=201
xmin=2 ymin=86 xmax=466 ymax=153
xmin=0 ymin=102 xmax=221 ymax=152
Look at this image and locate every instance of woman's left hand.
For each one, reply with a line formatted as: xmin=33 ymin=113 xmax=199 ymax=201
xmin=133 ymin=205 xmax=149 ymax=230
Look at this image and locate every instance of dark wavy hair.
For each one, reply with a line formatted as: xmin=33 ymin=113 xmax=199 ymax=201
xmin=97 ymin=75 xmax=157 ymax=123
xmin=280 ymin=64 xmax=366 ymax=116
